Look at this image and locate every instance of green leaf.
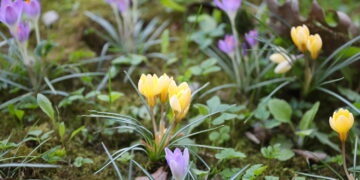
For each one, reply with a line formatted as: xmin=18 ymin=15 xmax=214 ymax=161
xmin=73 ymin=157 xmax=94 ymax=167
xmin=299 ymin=102 xmax=320 ymax=131
xmin=268 ymin=98 xmax=292 ymax=123
xmin=242 ymin=164 xmax=268 ymax=180
xmin=212 ymin=113 xmax=237 ymax=125
xmin=215 ymin=148 xmax=246 ymax=160
xmin=160 ymin=0 xmax=185 ymax=12
xmin=265 ymin=176 xmax=279 ymax=180
xmin=69 ymin=126 xmax=85 ymax=141
xmin=161 ymin=29 xmax=170 ymax=54
xmin=58 ymin=122 xmax=65 ymax=141
xmin=261 ymin=144 xmax=294 ymax=161
xmin=37 ymin=94 xmax=55 ymax=121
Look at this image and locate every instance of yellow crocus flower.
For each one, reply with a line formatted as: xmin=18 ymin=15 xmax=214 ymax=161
xmin=306 ymin=34 xmax=322 ymax=60
xmin=168 ymin=80 xmax=192 ymax=123
xmin=329 ymin=108 xmax=354 ymax=142
xmin=269 ymin=53 xmax=287 ymax=64
xmin=291 ymin=25 xmax=310 ymax=52
xmin=138 ymin=74 xmax=162 ymax=107
xmin=158 ymin=74 xmax=173 ymax=103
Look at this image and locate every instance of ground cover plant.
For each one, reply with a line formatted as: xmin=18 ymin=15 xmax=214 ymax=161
xmin=0 ymin=0 xmax=360 ymax=179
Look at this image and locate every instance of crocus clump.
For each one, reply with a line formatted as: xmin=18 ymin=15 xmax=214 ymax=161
xmin=165 ymin=148 xmax=189 ymax=180
xmin=291 ymin=24 xmax=322 ymax=60
xmin=218 ymin=34 xmax=236 ymax=54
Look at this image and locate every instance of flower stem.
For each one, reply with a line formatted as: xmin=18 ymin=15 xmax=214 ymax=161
xmin=34 ymin=19 xmax=41 ymax=45
xmin=150 ymin=107 xmax=158 ymax=134
xmin=341 ymin=140 xmax=354 ymax=180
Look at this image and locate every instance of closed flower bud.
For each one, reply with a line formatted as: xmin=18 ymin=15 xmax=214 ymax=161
xmin=138 ymin=74 xmax=162 ymax=107
xmin=291 ymin=25 xmax=310 ymax=52
xmin=274 ymin=61 xmax=292 ymax=74
xmin=306 ymin=34 xmax=322 ymax=60
xmin=168 ymin=81 xmax=191 ymax=123
xmin=23 ymin=0 xmax=41 ymax=19
xmin=329 ymin=108 xmax=354 ymax=142
xmin=269 ymin=53 xmax=288 ymax=64
xmin=158 ymin=74 xmax=172 ymax=103
xmin=165 ymin=148 xmax=189 ymax=180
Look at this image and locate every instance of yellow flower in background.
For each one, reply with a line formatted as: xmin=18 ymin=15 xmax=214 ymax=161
xmin=158 ymin=74 xmax=173 ymax=103
xmin=138 ymin=74 xmax=161 ymax=107
xmin=291 ymin=25 xmax=310 ymax=52
xmin=329 ymin=108 xmax=354 ymax=142
xmin=168 ymin=80 xmax=192 ymax=123
xmin=306 ymin=34 xmax=322 ymax=60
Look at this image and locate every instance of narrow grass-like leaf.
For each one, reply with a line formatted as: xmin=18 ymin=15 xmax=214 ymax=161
xmin=317 ymin=87 xmax=360 ymax=113
xmin=131 ymin=160 xmax=155 ymax=180
xmin=85 ymin=11 xmax=119 ymax=42
xmin=50 ymin=72 xmax=104 ymax=84
xmin=229 ymin=164 xmax=250 ymax=180
xmin=295 ymin=172 xmax=338 ymax=180
xmin=0 ymin=163 xmax=60 ymax=168
xmin=101 ymin=142 xmax=123 ymax=180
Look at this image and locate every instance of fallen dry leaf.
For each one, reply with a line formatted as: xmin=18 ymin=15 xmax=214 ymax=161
xmin=293 ymin=149 xmax=327 ymax=162
xmin=135 ymin=166 xmax=168 ymax=180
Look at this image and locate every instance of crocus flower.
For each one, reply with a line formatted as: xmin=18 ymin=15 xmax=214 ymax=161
xmin=105 ymin=0 xmax=129 ymax=12
xmin=15 ymin=21 xmax=30 ymax=42
xmin=158 ymin=73 xmax=173 ymax=103
xmin=269 ymin=52 xmax=293 ymax=74
xmin=0 ymin=0 xmax=23 ymax=27
xmin=138 ymin=74 xmax=162 ymax=107
xmin=290 ymin=25 xmax=310 ymax=53
xmin=244 ymin=30 xmax=258 ymax=47
xmin=218 ymin=35 xmax=236 ymax=54
xmin=329 ymin=108 xmax=354 ymax=142
xmin=168 ymin=80 xmax=191 ymax=123
xmin=214 ymin=0 xmax=241 ymax=14
xmin=165 ymin=148 xmax=189 ymax=180
xmin=23 ymin=0 xmax=41 ymax=19
xmin=306 ymin=34 xmax=322 ymax=60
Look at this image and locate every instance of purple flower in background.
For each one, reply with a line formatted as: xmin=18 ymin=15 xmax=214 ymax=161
xmin=0 ymin=0 xmax=23 ymax=27
xmin=105 ymin=0 xmax=129 ymax=12
xmin=165 ymin=148 xmax=189 ymax=180
xmin=214 ymin=0 xmax=242 ymax=13
xmin=23 ymin=0 xmax=41 ymax=19
xmin=218 ymin=34 xmax=236 ymax=54
xmin=244 ymin=30 xmax=258 ymax=47
xmin=242 ymin=42 xmax=248 ymax=56
xmin=15 ymin=22 xmax=30 ymax=42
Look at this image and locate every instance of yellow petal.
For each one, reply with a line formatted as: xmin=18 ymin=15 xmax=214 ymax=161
xmin=269 ymin=53 xmax=287 ymax=64
xmin=274 ymin=61 xmax=291 ymax=74
xmin=306 ymin=34 xmax=322 ymax=60
xmin=170 ymin=95 xmax=182 ymax=113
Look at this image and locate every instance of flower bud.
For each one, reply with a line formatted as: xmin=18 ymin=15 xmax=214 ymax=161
xmin=329 ymin=108 xmax=354 ymax=142
xmin=306 ymin=34 xmax=322 ymax=60
xmin=168 ymin=81 xmax=191 ymax=123
xmin=291 ymin=25 xmax=310 ymax=52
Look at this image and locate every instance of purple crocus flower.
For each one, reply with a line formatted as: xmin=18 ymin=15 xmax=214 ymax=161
xmin=214 ymin=0 xmax=242 ymax=13
xmin=0 ymin=0 xmax=23 ymax=27
xmin=218 ymin=34 xmax=236 ymax=54
xmin=165 ymin=148 xmax=189 ymax=180
xmin=23 ymin=0 xmax=41 ymax=19
xmin=15 ymin=22 xmax=30 ymax=42
xmin=244 ymin=30 xmax=258 ymax=47
xmin=105 ymin=0 xmax=129 ymax=12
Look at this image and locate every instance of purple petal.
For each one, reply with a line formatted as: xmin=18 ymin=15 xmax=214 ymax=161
xmin=4 ymin=6 xmax=18 ymax=25
xmin=23 ymin=0 xmax=41 ymax=18
xmin=214 ymin=0 xmax=225 ymax=11
xmin=15 ymin=22 xmax=30 ymax=42
xmin=245 ymin=30 xmax=258 ymax=47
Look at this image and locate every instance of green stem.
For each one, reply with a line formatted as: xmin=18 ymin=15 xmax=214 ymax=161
xmin=34 ymin=20 xmax=41 ymax=45
xmin=150 ymin=107 xmax=158 ymax=134
xmin=341 ymin=141 xmax=354 ymax=180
